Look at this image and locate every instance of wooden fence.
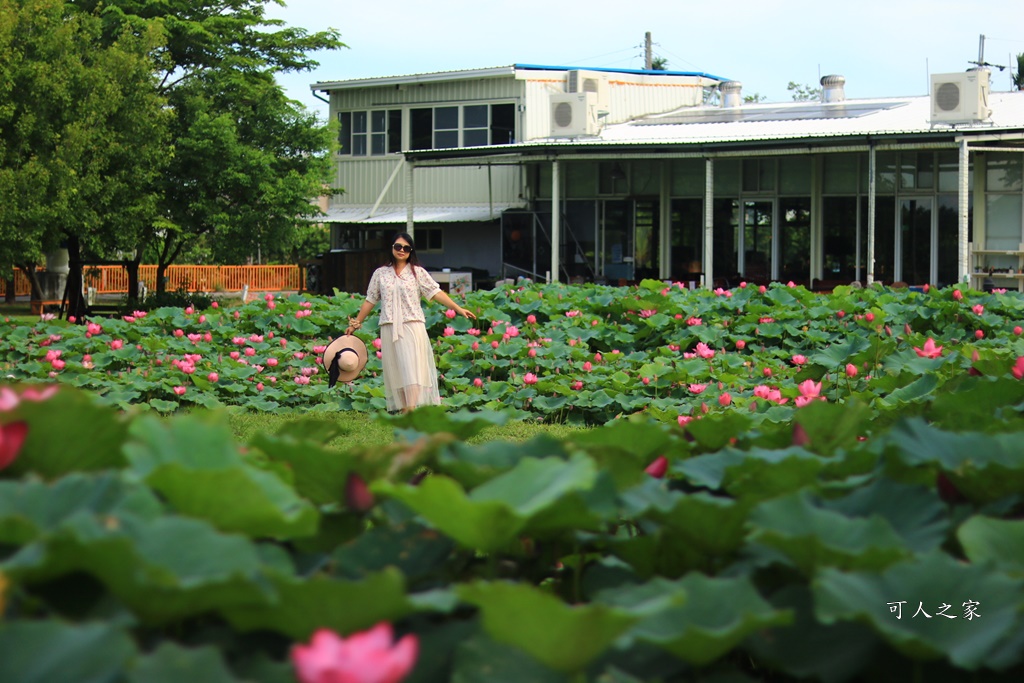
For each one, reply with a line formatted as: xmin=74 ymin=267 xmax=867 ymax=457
xmin=0 ymin=265 xmax=302 ymax=298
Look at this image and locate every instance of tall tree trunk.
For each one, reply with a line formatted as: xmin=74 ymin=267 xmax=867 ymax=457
xmin=16 ymin=264 xmax=44 ymax=302
xmin=125 ymin=252 xmax=143 ymax=307
xmin=3 ymin=277 xmax=14 ymax=304
xmin=64 ymin=236 xmax=88 ymax=322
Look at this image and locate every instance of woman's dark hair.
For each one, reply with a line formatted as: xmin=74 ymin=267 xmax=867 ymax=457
xmin=386 ymin=231 xmax=423 ymax=271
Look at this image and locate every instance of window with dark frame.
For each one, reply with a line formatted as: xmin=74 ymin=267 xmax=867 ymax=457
xmin=337 ymin=109 xmax=403 ymax=156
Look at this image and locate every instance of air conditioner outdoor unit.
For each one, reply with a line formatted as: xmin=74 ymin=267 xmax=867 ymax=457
xmin=550 ymin=92 xmax=600 ymax=137
xmin=931 ymin=70 xmax=991 ymax=123
xmin=566 ymin=70 xmax=610 ymax=114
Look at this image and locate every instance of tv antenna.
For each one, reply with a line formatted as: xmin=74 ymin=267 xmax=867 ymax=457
xmin=969 ymin=34 xmax=1006 ymax=71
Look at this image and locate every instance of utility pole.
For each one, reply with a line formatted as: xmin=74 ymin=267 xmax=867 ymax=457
xmin=645 ymin=32 xmax=652 ymax=70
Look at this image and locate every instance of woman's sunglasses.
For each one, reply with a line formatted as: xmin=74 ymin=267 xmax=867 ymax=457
xmin=392 ymin=243 xmax=413 ymax=253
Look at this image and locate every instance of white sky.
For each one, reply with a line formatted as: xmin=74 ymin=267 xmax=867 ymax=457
xmin=265 ymin=0 xmax=1024 ymax=120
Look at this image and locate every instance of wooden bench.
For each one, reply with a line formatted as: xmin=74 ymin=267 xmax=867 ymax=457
xmin=29 ymin=300 xmax=63 ymax=316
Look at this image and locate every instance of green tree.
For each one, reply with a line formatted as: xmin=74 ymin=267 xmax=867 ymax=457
xmin=1013 ymin=53 xmax=1024 ymax=91
xmin=651 ymin=56 xmax=668 ymax=71
xmin=787 ymin=81 xmax=822 ymax=101
xmin=0 ymin=0 xmax=169 ymax=312
xmin=75 ymin=0 xmax=344 ymax=296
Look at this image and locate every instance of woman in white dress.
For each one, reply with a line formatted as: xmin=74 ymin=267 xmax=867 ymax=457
xmin=345 ymin=232 xmax=477 ymax=413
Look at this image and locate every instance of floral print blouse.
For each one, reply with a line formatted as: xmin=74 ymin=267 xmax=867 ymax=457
xmin=365 ymin=265 xmax=441 ymax=340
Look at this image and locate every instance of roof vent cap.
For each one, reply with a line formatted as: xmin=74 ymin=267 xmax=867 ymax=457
xmin=820 ymin=74 xmax=846 ymax=103
xmin=720 ymin=81 xmax=743 ymax=108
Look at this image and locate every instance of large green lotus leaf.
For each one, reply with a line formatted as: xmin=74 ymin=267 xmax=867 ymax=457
xmin=929 ymin=378 xmax=1024 ymax=430
xmin=814 ymin=552 xmax=1024 ymax=669
xmin=385 ymin=405 xmax=509 ymax=439
xmin=0 ymin=473 xmax=162 ymax=545
xmin=884 ymin=418 xmax=1024 ymax=502
xmin=570 ymin=419 xmax=674 ymax=460
xmin=457 ymin=581 xmax=644 ymax=673
xmin=3 ymin=513 xmax=277 ymax=624
xmin=648 ymin=492 xmax=752 ymax=560
xmin=876 ymin=373 xmax=940 ymax=408
xmin=748 ymin=491 xmax=910 ymax=574
xmin=745 ymin=584 xmax=881 ymax=683
xmin=957 ymin=516 xmax=1024 ymax=573
xmin=792 ymin=399 xmax=874 ymax=456
xmin=823 ymin=477 xmax=949 ymax=554
xmin=0 ymin=620 xmax=136 ymax=683
xmin=683 ymin=413 xmax=754 ymax=451
xmin=469 ymin=454 xmax=607 ymax=533
xmin=449 ymin=631 xmax=569 ymax=683
xmin=3 ymin=386 xmax=130 ymax=479
xmin=127 ymin=643 xmax=241 ymax=683
xmin=676 ymin=447 xmax=825 ymax=500
xmin=373 ymin=476 xmax=525 ymax=552
xmin=624 ymin=573 xmax=791 ymax=665
xmin=222 ymin=568 xmax=413 ymax=640
xmin=124 ymin=414 xmax=318 ymax=538
xmin=249 ymin=432 xmax=354 ymax=506
xmin=808 ymin=336 xmax=872 ymax=368
xmin=435 ymin=435 xmax=571 ymax=489
xmin=331 ymin=521 xmax=456 ymax=582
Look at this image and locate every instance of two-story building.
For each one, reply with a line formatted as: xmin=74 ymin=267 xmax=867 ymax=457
xmin=314 ymin=65 xmax=1024 ymax=292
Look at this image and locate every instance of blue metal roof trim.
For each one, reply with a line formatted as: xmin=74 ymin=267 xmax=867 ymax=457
xmin=513 ymin=63 xmax=729 ymax=82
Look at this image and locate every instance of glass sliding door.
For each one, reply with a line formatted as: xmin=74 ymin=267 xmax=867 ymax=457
xmin=602 ymin=200 xmax=633 ymax=283
xmin=713 ymin=199 xmax=740 ymax=287
xmin=634 ymin=200 xmax=659 ymax=281
xmin=779 ymin=198 xmax=811 ymax=286
xmin=743 ymin=200 xmax=773 ymax=283
xmin=670 ymin=198 xmax=704 ymax=281
xmin=867 ymin=196 xmax=896 ymax=284
xmin=899 ymin=198 xmax=933 ymax=285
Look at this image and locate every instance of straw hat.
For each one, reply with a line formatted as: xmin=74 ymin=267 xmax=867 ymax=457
xmin=321 ymin=334 xmax=368 ymax=387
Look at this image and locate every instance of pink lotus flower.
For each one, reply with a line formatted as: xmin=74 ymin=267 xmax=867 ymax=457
xmin=444 ymin=309 xmax=457 ymax=319
xmin=583 ymin=361 xmax=592 ymax=372
xmin=184 ymin=306 xmax=194 ymax=314
xmin=865 ymin=312 xmax=875 ymax=322
xmin=758 ymin=317 xmax=774 ymax=324
xmin=1015 ymin=326 xmax=1023 ymax=336
xmin=735 ymin=340 xmax=746 ymax=350
xmin=490 ymin=341 xmax=499 ymax=349
xmin=207 ymin=372 xmax=219 ymax=382
xmin=695 ymin=342 xmax=715 ymax=359
xmin=527 ymin=348 xmax=537 ymax=358
xmin=526 ymin=314 xmax=537 ymax=324
xmin=791 ymin=354 xmax=806 ymax=366
xmin=758 ymin=285 xmax=766 ymax=294
xmin=688 ymin=383 xmax=706 ymax=394
xmin=87 ymin=322 xmax=102 ymax=335
xmin=641 ymin=377 xmax=650 ymax=385
xmin=762 ymin=367 xmax=772 ymax=377
xmin=913 ymin=338 xmax=943 ymax=359
xmin=345 ymin=472 xmax=375 ymax=512
xmin=443 ymin=327 xmax=455 ymax=337
xmin=797 ymin=379 xmax=822 ymax=398
xmin=0 ymin=421 xmax=29 ymax=471
xmin=845 ymin=363 xmax=858 ymax=378
xmin=975 ymin=330 xmax=985 ymax=340
xmin=972 ymin=304 xmax=984 ymax=315
xmin=173 ymin=329 xmax=184 ymax=338
xmin=565 ymin=310 xmax=580 ymax=318
xmin=291 ymin=624 xmax=418 ymax=683
xmin=295 ymin=375 xmax=310 ymax=385
xmin=211 ymin=301 xmax=219 ymax=309
xmin=230 ymin=351 xmax=241 ymax=360
xmin=718 ymin=392 xmax=732 ymax=406
xmin=470 ymin=341 xmax=479 ymax=351
xmin=123 ymin=316 xmax=136 ymax=323
xmin=473 ymin=378 xmax=483 ymax=388
xmin=686 ymin=317 xmax=702 ymax=326
xmin=173 ymin=386 xmax=186 ymax=396
xmin=50 ymin=359 xmax=65 ymax=370
xmin=677 ymin=415 xmax=693 ymax=427
xmin=110 ymin=339 xmax=123 ymax=350
xmin=506 ymin=325 xmax=520 ymax=337
xmin=639 ymin=309 xmax=657 ymax=318
xmin=256 ymin=382 xmax=264 ymax=391
xmin=571 ymin=380 xmax=583 ymax=390
xmin=523 ymin=373 xmax=538 ymax=385
xmin=953 ymin=289 xmax=963 ymax=301
xmin=645 ymin=455 xmax=668 ymax=478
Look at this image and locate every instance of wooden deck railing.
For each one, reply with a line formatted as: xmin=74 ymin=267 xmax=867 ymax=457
xmin=0 ymin=265 xmax=301 ymax=297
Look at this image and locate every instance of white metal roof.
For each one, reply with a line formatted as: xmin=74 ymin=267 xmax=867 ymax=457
xmin=312 ymin=64 xmax=727 ymax=92
xmin=554 ymin=91 xmax=1024 ymax=146
xmin=322 ymin=204 xmax=522 ymax=224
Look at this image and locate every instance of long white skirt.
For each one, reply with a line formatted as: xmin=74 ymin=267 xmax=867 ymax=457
xmin=379 ymin=321 xmax=441 ymax=412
